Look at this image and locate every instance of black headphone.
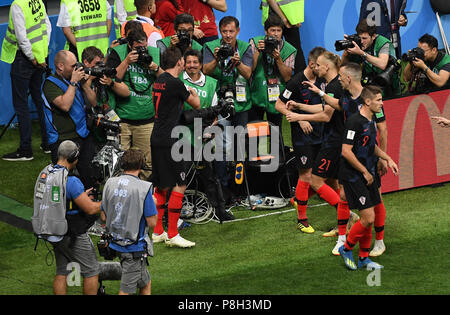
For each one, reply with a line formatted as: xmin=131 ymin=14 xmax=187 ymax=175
xmin=67 ymin=145 xmax=80 ymax=163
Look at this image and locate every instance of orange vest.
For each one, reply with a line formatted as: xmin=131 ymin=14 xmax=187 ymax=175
xmin=121 ymin=19 xmax=165 ymax=39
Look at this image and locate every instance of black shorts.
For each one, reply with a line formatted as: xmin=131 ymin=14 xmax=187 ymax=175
xmin=342 ymin=176 xmax=381 ymax=211
xmin=293 ymin=143 xmax=321 ymax=170
xmin=312 ymin=146 xmax=341 ymax=179
xmin=150 ymin=145 xmax=188 ymax=188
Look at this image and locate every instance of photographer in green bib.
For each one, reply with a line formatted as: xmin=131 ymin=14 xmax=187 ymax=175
xmin=342 ymin=19 xmax=400 ymax=97
xmin=202 ymin=16 xmax=254 ymax=203
xmin=249 ymin=14 xmax=296 ymax=136
xmin=403 ymin=34 xmax=450 ymax=92
xmin=105 ymin=29 xmax=163 ymax=180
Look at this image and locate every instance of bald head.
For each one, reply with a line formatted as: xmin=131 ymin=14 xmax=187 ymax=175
xmin=54 ymin=50 xmax=77 ymax=79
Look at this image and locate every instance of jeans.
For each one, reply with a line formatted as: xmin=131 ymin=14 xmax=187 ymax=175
xmin=10 ymin=51 xmax=48 ymax=152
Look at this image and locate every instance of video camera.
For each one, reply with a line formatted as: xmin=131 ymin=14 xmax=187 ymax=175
xmin=75 ymin=62 xmax=117 ymax=78
xmin=264 ymin=36 xmax=279 ymax=54
xmin=335 ymin=34 xmax=362 ymax=51
xmin=135 ymin=46 xmax=153 ymax=66
xmin=402 ymin=47 xmax=425 ymax=63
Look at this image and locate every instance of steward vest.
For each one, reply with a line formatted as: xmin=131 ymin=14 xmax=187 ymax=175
xmin=181 ymin=73 xmax=218 ymax=146
xmin=1 ymin=0 xmax=48 ymax=64
xmin=250 ymin=36 xmax=296 ymax=114
xmin=108 ymin=44 xmax=160 ymax=120
xmin=434 ymin=53 xmax=450 ymax=73
xmin=114 ymin=0 xmax=137 ymax=38
xmin=363 ymin=35 xmax=396 ymax=76
xmin=121 ymin=18 xmax=165 ymax=42
xmin=103 ymin=174 xmax=153 ymax=247
xmin=261 ymin=0 xmax=304 ymax=26
xmin=42 ymin=75 xmax=89 ymax=145
xmin=63 ymin=0 xmax=109 ymax=60
xmin=204 ymin=39 xmax=252 ymax=113
xmin=32 ymin=165 xmax=68 ymax=239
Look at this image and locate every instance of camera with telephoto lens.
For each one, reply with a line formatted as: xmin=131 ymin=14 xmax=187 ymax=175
xmin=335 ymin=34 xmax=363 ymax=51
xmin=402 ymin=47 xmax=425 ymax=63
xmin=75 ymin=62 xmax=117 ymax=78
xmin=217 ymin=42 xmax=235 ymax=62
xmin=372 ymin=55 xmax=402 ymax=87
xmin=176 ymin=30 xmax=191 ymax=52
xmin=135 ymin=46 xmax=153 ymax=66
xmin=264 ymin=36 xmax=279 ymax=54
xmin=97 ymin=233 xmax=116 ymax=260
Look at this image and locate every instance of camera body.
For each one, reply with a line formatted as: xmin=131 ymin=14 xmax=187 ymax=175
xmin=97 ymin=233 xmax=116 ymax=260
xmin=116 ymin=37 xmax=128 ymax=45
xmin=75 ymin=62 xmax=117 ymax=78
xmin=176 ymin=30 xmax=191 ymax=52
xmin=402 ymin=47 xmax=425 ymax=62
xmin=372 ymin=55 xmax=402 ymax=87
xmin=135 ymin=46 xmax=153 ymax=66
xmin=335 ymin=34 xmax=363 ymax=51
xmin=264 ymin=36 xmax=279 ymax=54
xmin=217 ymin=43 xmax=235 ymax=62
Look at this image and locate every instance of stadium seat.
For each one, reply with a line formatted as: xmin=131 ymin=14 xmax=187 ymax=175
xmin=430 ymin=0 xmax=450 ymax=54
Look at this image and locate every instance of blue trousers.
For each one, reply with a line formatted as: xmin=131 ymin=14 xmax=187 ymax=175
xmin=10 ymin=51 xmax=48 ymax=152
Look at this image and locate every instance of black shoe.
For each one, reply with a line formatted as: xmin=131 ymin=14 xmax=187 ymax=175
xmin=2 ymin=149 xmax=33 ymax=161
xmin=40 ymin=144 xmax=51 ymax=154
xmin=215 ymin=204 xmax=235 ymax=223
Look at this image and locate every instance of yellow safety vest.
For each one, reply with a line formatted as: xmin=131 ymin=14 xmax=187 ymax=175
xmin=63 ymin=0 xmax=109 ymax=59
xmin=1 ymin=0 xmax=48 ymax=64
xmin=113 ymin=0 xmax=137 ymax=39
xmin=261 ymin=0 xmax=304 ymax=26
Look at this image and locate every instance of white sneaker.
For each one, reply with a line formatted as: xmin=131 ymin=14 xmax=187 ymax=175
xmin=369 ymin=240 xmax=386 ymax=257
xmin=332 ymin=237 xmax=346 ymax=256
xmin=165 ymin=234 xmax=195 ymax=248
xmin=152 ymin=232 xmax=168 ymax=243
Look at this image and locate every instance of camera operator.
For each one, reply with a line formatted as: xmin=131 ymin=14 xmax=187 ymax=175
xmin=202 ymin=16 xmax=253 ymax=201
xmin=157 ymin=13 xmax=203 ymax=56
xmin=178 ymin=49 xmax=234 ymax=222
xmin=403 ymin=34 xmax=450 ymax=90
xmin=33 ymin=140 xmax=101 ymax=295
xmin=249 ymin=14 xmax=297 ymax=133
xmin=41 ymin=50 xmax=98 ymax=189
xmin=106 ymin=29 xmax=163 ymax=180
xmin=342 ymin=19 xmax=400 ymax=96
xmin=101 ymin=149 xmax=157 ymax=295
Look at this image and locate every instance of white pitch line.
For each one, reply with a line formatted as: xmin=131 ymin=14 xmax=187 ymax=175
xmin=222 ymin=202 xmax=329 ymax=223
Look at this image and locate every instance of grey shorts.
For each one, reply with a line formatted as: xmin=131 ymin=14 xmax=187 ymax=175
xmin=52 ymin=233 xmax=100 ymax=278
xmin=118 ymin=252 xmax=150 ymax=294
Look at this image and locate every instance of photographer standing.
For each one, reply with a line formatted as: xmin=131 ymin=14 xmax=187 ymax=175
xmin=342 ymin=19 xmax=400 ymax=96
xmin=101 ymin=149 xmax=157 ymax=295
xmin=403 ymin=34 xmax=450 ymax=90
xmin=249 ymin=14 xmax=296 ymax=133
xmin=157 ymin=13 xmax=203 ymax=56
xmin=203 ymin=16 xmax=253 ymax=200
xmin=41 ymin=50 xmax=97 ymax=189
xmin=33 ymin=140 xmax=102 ymax=295
xmin=106 ymin=29 xmax=163 ymax=180
xmin=1 ymin=0 xmax=51 ymax=161
xmin=151 ymin=46 xmax=200 ymax=248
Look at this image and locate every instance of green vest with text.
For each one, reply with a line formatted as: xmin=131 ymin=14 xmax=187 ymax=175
xmin=261 ymin=0 xmax=304 ymax=25
xmin=204 ymin=38 xmax=252 ymax=113
xmin=63 ymin=0 xmax=109 ymax=60
xmin=113 ymin=0 xmax=136 ymax=39
xmin=250 ymin=36 xmax=296 ymax=114
xmin=1 ymin=0 xmax=48 ymax=64
xmin=109 ymin=44 xmax=160 ymax=120
xmin=181 ymin=74 xmax=218 ymax=146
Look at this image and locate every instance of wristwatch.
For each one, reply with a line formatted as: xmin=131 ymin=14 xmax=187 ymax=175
xmin=362 ymin=52 xmax=368 ymax=59
xmin=70 ymin=81 xmax=77 ymax=87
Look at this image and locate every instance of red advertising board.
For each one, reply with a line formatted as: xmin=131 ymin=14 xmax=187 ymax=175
xmin=381 ymin=89 xmax=450 ymax=193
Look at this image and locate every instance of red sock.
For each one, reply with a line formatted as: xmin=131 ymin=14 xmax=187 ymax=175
xmin=153 ymin=188 xmax=167 ymax=235
xmin=374 ymin=201 xmax=386 ymax=240
xmin=358 ymin=226 xmax=373 ymax=258
xmin=345 ymin=220 xmax=370 ymax=251
xmin=167 ymin=191 xmax=184 ymax=239
xmin=317 ymin=184 xmax=340 ymax=207
xmin=337 ymin=201 xmax=350 ymax=236
xmin=295 ymin=180 xmax=310 ymax=221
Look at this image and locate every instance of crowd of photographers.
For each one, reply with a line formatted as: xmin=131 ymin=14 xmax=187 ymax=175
xmin=4 ymin=0 xmax=449 ymax=295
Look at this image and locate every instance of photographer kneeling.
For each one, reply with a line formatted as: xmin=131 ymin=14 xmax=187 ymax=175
xmin=403 ymin=34 xmax=450 ymax=91
xmin=341 ymin=19 xmax=400 ymax=97
xmin=106 ymin=29 xmax=163 ymax=180
xmin=101 ymin=149 xmax=157 ymax=295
